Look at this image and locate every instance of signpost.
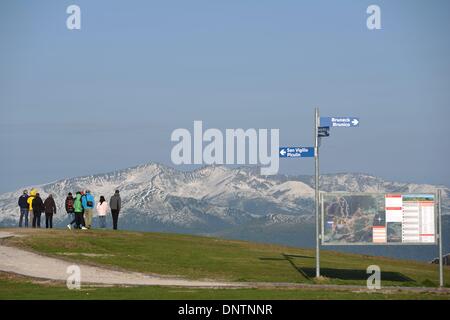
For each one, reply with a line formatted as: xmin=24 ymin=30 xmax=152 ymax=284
xmin=277 ymin=111 xmax=322 ymax=278
xmin=314 ymin=110 xmax=361 ymax=278
xmin=314 ymin=108 xmax=320 ymax=278
xmin=277 ymin=112 xmax=321 ymax=277
xmin=312 ymin=109 xmax=443 ymax=286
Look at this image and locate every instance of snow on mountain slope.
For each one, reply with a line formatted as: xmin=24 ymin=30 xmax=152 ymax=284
xmin=0 ymin=163 xmax=448 ymax=230
xmin=269 ymin=181 xmax=315 ymax=199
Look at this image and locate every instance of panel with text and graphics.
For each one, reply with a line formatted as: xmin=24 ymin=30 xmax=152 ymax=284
xmin=321 ymin=193 xmax=436 ymax=245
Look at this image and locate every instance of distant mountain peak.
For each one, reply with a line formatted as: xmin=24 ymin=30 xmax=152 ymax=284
xmin=0 ymin=163 xmax=448 ymax=230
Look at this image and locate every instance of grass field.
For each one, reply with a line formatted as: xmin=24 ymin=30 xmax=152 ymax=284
xmin=1 ymin=228 xmax=449 ymax=299
xmin=1 ymin=272 xmax=449 ymax=300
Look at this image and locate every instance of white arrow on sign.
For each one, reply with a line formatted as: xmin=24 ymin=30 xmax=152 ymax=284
xmin=352 ymin=119 xmax=359 ymax=126
xmin=280 ymin=149 xmax=287 ymax=156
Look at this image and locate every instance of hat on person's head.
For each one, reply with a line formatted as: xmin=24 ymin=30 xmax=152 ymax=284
xmin=115 ymin=190 xmax=120 ymax=194
xmin=68 ymin=192 xmax=72 ymax=196
xmin=23 ymin=190 xmax=28 ymax=194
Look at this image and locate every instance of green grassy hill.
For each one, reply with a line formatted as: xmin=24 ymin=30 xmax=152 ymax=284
xmin=1 ymin=228 xmax=449 ymax=299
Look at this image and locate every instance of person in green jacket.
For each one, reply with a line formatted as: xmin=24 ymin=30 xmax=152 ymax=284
xmin=73 ymin=192 xmax=87 ymax=230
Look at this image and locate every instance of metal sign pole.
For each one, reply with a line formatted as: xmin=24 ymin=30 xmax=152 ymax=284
xmin=438 ymin=189 xmax=444 ymax=287
xmin=314 ymin=107 xmax=320 ymax=278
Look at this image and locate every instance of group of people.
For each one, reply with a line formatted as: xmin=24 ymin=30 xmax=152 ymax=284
xmin=18 ymin=189 xmax=56 ymax=228
xmin=18 ymin=189 xmax=122 ymax=230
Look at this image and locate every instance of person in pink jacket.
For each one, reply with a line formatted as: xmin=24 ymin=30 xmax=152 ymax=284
xmin=96 ymin=196 xmax=109 ymax=229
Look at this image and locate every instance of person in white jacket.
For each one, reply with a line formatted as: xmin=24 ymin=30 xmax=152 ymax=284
xmin=96 ymin=196 xmax=109 ymax=229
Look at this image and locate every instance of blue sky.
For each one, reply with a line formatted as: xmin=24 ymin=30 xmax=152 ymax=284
xmin=1 ymin=0 xmax=449 ymax=192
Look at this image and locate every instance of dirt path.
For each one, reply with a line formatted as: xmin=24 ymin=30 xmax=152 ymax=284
xmin=0 ymin=231 xmax=243 ymax=288
xmin=1 ymin=231 xmax=449 ymax=294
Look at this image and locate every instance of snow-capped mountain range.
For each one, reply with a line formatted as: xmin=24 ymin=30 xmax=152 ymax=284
xmin=0 ymin=163 xmax=448 ymax=232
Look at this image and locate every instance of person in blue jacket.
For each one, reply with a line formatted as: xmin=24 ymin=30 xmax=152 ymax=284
xmin=18 ymin=190 xmax=29 ymax=227
xmin=82 ymin=190 xmax=95 ymax=229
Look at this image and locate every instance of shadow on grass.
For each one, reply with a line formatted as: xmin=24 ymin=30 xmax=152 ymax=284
xmin=260 ymin=253 xmax=416 ymax=283
xmin=259 ymin=254 xmax=313 ymax=261
xmin=259 ymin=254 xmax=314 ymax=280
xmin=298 ymin=267 xmax=415 ymax=282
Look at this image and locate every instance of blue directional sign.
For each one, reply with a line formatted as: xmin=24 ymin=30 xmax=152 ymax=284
xmin=320 ymin=117 xmax=359 ymax=128
xmin=279 ymin=147 xmax=315 ymax=158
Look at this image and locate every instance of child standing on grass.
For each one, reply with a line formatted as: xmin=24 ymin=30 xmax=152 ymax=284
xmin=96 ymin=196 xmax=109 ymax=229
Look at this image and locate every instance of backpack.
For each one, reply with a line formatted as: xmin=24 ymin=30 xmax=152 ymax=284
xmin=66 ymin=197 xmax=74 ymax=212
xmin=85 ymin=194 xmax=93 ymax=207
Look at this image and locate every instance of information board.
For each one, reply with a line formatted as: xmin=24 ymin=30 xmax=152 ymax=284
xmin=321 ymin=193 xmax=436 ymax=245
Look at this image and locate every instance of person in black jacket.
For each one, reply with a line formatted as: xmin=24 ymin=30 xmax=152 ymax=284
xmin=109 ymin=190 xmax=121 ymax=230
xmin=32 ymin=193 xmax=44 ymax=228
xmin=65 ymin=192 xmax=76 ymax=230
xmin=44 ymin=194 xmax=57 ymax=229
xmin=18 ymin=190 xmax=29 ymax=227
